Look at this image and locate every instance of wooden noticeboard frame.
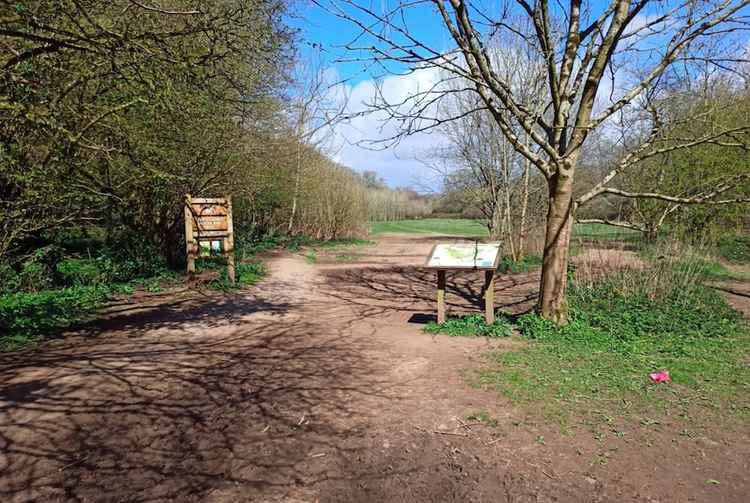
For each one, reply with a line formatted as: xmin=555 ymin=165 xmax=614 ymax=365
xmin=424 ymin=243 xmax=502 ymax=324
xmin=184 ymin=195 xmax=235 ymax=282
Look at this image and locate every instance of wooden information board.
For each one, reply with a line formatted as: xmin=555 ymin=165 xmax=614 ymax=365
xmin=184 ymin=195 xmax=235 ymax=282
xmin=425 ymin=243 xmax=502 ymax=324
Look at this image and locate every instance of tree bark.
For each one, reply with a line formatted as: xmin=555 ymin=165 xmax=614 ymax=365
xmin=539 ymin=169 xmax=576 ymax=325
xmin=287 ymin=123 xmax=303 ymax=234
xmin=517 ymin=144 xmax=530 ymax=260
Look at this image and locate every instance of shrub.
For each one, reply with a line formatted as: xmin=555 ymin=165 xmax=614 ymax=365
xmin=100 ymin=231 xmax=169 ymax=282
xmin=0 ymin=263 xmax=21 ymax=295
xmin=718 ymin=235 xmax=750 ymax=264
xmin=498 ymin=254 xmax=543 ymax=273
xmin=56 ymin=258 xmax=103 ymax=286
xmin=235 ymin=262 xmax=266 ymax=285
xmin=18 ymin=260 xmax=55 ymax=292
xmin=0 ymin=285 xmax=113 ymax=350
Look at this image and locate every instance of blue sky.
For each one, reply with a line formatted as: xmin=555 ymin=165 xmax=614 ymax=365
xmin=288 ymin=1 xmax=750 ymax=190
xmin=289 ymin=2 xmax=451 ymax=191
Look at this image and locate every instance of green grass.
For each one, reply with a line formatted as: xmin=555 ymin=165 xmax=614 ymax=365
xmin=425 ymin=313 xmax=513 ymax=338
xmin=672 ymin=257 xmax=738 ymax=281
xmin=369 ymin=219 xmax=645 ymax=242
xmin=718 ymin=235 xmax=750 ymax=264
xmin=572 ymin=222 xmax=641 ymax=241
xmin=208 ymin=261 xmax=266 ymax=291
xmin=370 ymin=219 xmax=488 ymax=237
xmin=498 ymin=254 xmax=543 ymax=273
xmin=305 ymin=251 xmax=318 ymax=264
xmin=0 ymin=285 xmax=114 ymax=351
xmin=473 ymin=274 xmax=750 ymax=424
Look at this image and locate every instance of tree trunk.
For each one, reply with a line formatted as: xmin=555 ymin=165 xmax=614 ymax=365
xmin=539 ymin=170 xmax=575 ymax=325
xmin=287 ymin=138 xmax=303 ymax=234
xmin=517 ymin=140 xmax=530 ymax=260
xmin=489 ymin=201 xmax=503 ymax=240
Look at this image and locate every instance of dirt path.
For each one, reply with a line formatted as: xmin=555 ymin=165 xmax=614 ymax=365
xmin=1 ymin=235 xmax=749 ymax=502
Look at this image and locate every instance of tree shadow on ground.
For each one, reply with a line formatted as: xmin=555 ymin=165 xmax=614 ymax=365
xmin=319 ymin=266 xmax=538 ymax=320
xmin=0 ymin=289 xmax=409 ymax=502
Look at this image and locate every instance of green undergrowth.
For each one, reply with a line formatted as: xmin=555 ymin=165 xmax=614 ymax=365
xmin=639 ymin=242 xmax=748 ymax=281
xmin=473 ymin=273 xmax=750 ymax=425
xmin=425 ymin=313 xmax=513 ymax=338
xmin=0 ymin=232 xmax=182 ymax=351
xmin=717 ymin=235 xmax=750 ymax=264
xmin=242 ymin=234 xmax=373 ymax=255
xmin=2 ymin=230 xmax=361 ymax=351
xmin=572 ymin=222 xmax=641 ymax=242
xmin=672 ymin=257 xmax=738 ymax=281
xmin=498 ymin=254 xmax=543 ymax=273
xmin=207 ymin=261 xmax=266 ymax=291
xmin=0 ymin=285 xmax=115 ymax=351
xmin=497 ymin=247 xmax=580 ymax=274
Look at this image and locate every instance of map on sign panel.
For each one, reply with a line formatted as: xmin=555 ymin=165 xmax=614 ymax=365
xmin=426 ymin=243 xmax=501 ymax=269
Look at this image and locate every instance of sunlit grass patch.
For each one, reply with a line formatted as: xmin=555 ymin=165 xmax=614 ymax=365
xmin=208 ymin=261 xmax=266 ymax=291
xmin=425 ymin=313 xmax=513 ymax=338
xmin=370 ymin=219 xmax=488 ymax=237
xmin=473 ymin=273 xmax=750 ymax=423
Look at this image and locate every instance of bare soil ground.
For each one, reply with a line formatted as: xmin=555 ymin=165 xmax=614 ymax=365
xmin=2 ymin=235 xmax=749 ymax=502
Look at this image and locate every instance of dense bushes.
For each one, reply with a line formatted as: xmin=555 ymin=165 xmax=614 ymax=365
xmin=0 ymin=285 xmax=113 ymax=351
xmin=0 ymin=230 xmax=177 ymax=349
xmin=1 ymin=0 xmax=293 ymax=266
xmin=718 ymin=235 xmax=750 ymax=264
xmin=2 ymin=231 xmax=170 ymax=294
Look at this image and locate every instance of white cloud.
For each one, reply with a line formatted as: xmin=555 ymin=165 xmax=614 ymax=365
xmin=326 ymin=68 xmax=448 ymax=190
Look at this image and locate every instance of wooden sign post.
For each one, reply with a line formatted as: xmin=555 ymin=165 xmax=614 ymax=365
xmin=184 ymin=195 xmax=235 ymax=282
xmin=425 ymin=243 xmax=502 ymax=324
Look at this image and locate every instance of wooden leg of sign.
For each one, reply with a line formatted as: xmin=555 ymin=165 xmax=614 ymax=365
xmin=437 ymin=270 xmax=446 ymax=324
xmin=225 ymin=196 xmax=236 ymax=283
xmin=224 ymin=237 xmax=236 ymax=283
xmin=186 ymin=247 xmax=196 ymax=276
xmin=484 ymin=270 xmax=495 ymax=324
xmin=184 ymin=194 xmax=195 ymax=276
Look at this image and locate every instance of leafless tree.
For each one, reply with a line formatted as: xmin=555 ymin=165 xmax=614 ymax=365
xmin=436 ymin=36 xmax=547 ymax=258
xmin=317 ymin=0 xmax=750 ymax=324
xmin=287 ymin=52 xmax=349 ymax=232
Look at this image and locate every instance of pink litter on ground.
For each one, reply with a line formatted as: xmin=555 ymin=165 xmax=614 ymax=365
xmin=649 ymin=370 xmax=670 ymax=383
